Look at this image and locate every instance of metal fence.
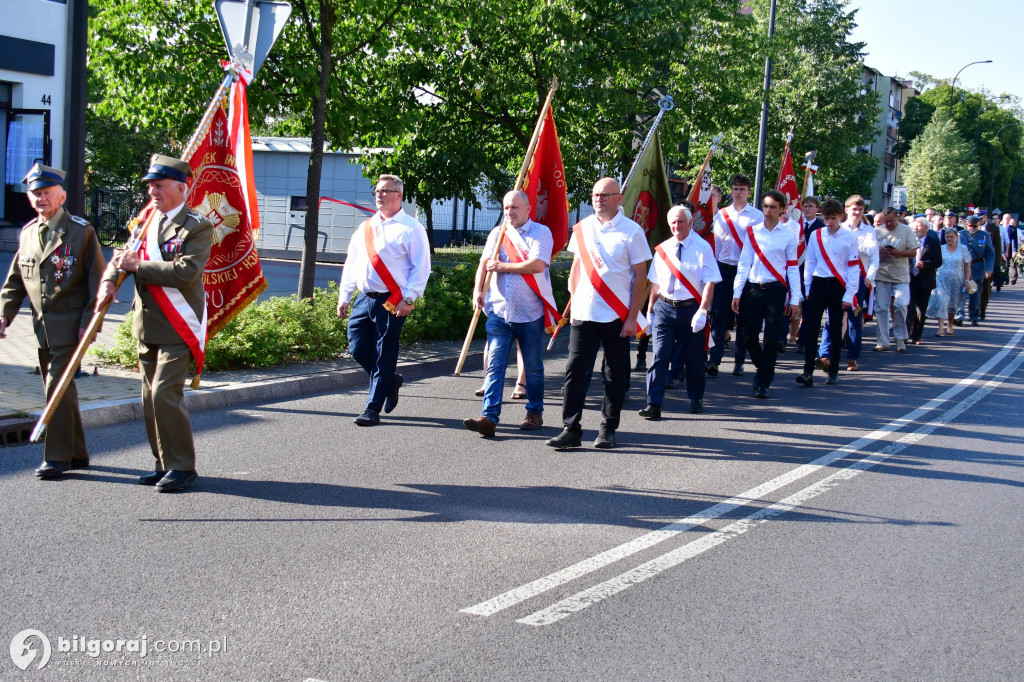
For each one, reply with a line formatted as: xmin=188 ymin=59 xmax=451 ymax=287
xmin=84 ymin=187 xmax=149 ymax=248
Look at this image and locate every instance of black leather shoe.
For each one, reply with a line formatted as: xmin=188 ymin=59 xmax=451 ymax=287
xmin=384 ymin=374 xmax=403 ymax=414
xmin=795 ymin=373 xmax=814 ymax=387
xmin=139 ymin=470 xmax=166 ymax=486
xmin=796 ymin=343 xmax=805 ymax=354
xmin=732 ymin=364 xmax=745 ymax=376
xmin=35 ymin=461 xmax=71 ymax=479
xmin=546 ymin=427 xmax=582 ymax=450
xmin=155 ymin=470 xmax=198 ymax=493
xmin=593 ymin=429 xmax=616 ymax=449
xmin=638 ymin=404 xmax=661 ymax=420
xmin=633 ymin=359 xmax=647 ymax=372
xmin=776 ymin=341 xmax=787 ymax=354
xmin=825 ymin=374 xmax=839 ymax=385
xmin=754 ymin=385 xmax=769 ymax=399
xmin=689 ymin=399 xmax=704 ymax=414
xmin=705 ymin=362 xmax=719 ymax=377
xmin=354 ymin=409 xmax=380 ymax=426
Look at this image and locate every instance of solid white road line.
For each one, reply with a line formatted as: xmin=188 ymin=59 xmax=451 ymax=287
xmin=460 ymin=329 xmax=1024 ymax=618
xmin=518 ymin=345 xmax=1024 ymax=626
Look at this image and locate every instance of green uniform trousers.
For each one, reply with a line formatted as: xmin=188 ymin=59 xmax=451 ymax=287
xmin=139 ymin=340 xmax=195 ymax=472
xmin=38 ymin=344 xmax=88 ymax=463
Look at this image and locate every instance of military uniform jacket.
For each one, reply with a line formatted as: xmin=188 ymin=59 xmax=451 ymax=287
xmin=1 ymin=209 xmax=105 ymax=348
xmin=103 ymin=206 xmax=213 ymax=345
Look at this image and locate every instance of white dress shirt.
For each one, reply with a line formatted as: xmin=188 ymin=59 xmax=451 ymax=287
xmin=843 ymin=219 xmax=880 ymax=283
xmin=648 ymin=232 xmax=722 ymax=301
xmin=568 ymin=208 xmax=652 ymax=323
xmin=733 ymin=221 xmax=802 ymax=304
xmin=804 ymin=226 xmax=861 ymax=304
xmin=339 ymin=208 xmax=431 ymax=302
xmin=713 ymin=203 xmax=764 ymax=265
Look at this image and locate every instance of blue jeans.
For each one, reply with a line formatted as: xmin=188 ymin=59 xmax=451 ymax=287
xmin=820 ymin=275 xmax=867 ymax=361
xmin=348 ymin=292 xmax=406 ymax=412
xmin=481 ymin=315 xmax=545 ymax=423
xmin=647 ymin=298 xmax=706 ymax=404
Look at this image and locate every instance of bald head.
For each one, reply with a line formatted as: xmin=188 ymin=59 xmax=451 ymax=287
xmin=592 ymin=177 xmax=622 ymax=221
xmin=503 ymin=189 xmax=531 ymax=229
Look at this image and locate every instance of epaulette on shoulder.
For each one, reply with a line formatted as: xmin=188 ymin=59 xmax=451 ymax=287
xmin=188 ymin=211 xmax=205 ymax=221
xmin=70 ymin=215 xmax=88 ymax=225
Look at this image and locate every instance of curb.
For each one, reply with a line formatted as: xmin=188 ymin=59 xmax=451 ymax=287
xmin=1 ymin=350 xmax=480 ymax=448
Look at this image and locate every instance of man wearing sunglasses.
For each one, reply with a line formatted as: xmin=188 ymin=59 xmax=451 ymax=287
xmin=337 ymin=174 xmax=431 ymax=426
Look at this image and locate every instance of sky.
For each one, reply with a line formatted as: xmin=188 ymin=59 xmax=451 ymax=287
xmin=848 ymin=0 xmax=1023 ymax=98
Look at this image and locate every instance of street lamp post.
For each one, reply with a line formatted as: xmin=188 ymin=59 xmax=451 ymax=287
xmin=949 ymin=60 xmax=993 ymax=112
xmin=988 ymin=122 xmax=1017 ymax=212
xmin=753 ymin=0 xmax=778 ymax=207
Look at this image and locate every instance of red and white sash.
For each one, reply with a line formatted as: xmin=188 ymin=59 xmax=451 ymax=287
xmin=573 ymin=221 xmax=648 ymax=336
xmin=143 ymin=218 xmax=208 ymax=373
xmin=360 ymin=215 xmax=405 ymax=313
xmin=654 ymin=243 xmax=702 ymax=300
xmin=814 ymin=229 xmax=848 ymax=289
xmin=721 ymin=209 xmax=743 ymax=246
xmin=496 ymin=224 xmax=564 ymax=333
xmin=746 ymin=224 xmax=791 ymax=286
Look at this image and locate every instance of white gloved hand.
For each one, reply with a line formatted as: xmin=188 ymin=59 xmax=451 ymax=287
xmin=691 ymin=308 xmax=708 ymax=333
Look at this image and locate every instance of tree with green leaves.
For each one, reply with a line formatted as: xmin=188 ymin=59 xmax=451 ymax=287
xmin=902 ymin=113 xmax=979 ymax=211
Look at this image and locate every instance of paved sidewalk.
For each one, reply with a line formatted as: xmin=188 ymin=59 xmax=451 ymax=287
xmin=2 ymin=249 xmax=487 ymax=443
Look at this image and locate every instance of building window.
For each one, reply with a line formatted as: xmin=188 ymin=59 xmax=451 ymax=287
xmin=0 ymin=82 xmax=11 ymax=109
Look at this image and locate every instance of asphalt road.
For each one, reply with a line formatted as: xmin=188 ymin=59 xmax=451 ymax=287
xmin=1 ymin=288 xmax=1022 ymax=681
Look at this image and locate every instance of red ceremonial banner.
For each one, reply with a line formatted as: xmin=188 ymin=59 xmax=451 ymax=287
xmin=687 ymin=162 xmax=716 ymax=252
xmin=775 ymin=144 xmax=802 ymax=222
xmin=187 ymin=73 xmax=268 ymax=337
xmin=523 ymin=107 xmax=569 ymax=257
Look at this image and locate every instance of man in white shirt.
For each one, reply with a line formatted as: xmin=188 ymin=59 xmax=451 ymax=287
xmin=337 ymin=174 xmax=431 ymax=426
xmin=796 ymin=199 xmax=859 ymax=386
xmin=547 ymin=177 xmax=651 ymax=450
xmin=463 ymin=190 xmax=553 ymax=437
xmin=638 ymin=205 xmax=720 ymax=418
xmin=817 ymin=195 xmax=878 ymax=372
xmin=708 ymin=173 xmax=763 ymax=377
xmin=731 ymin=189 xmax=801 ymax=399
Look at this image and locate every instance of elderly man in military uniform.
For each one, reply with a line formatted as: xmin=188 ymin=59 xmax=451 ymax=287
xmin=96 ymin=154 xmax=213 ymax=492
xmin=1 ymin=164 xmax=105 ymax=479
xmin=956 ymin=214 xmax=995 ymax=326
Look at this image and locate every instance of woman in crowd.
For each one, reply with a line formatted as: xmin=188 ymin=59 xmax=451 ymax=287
xmin=926 ymin=227 xmax=972 ymax=336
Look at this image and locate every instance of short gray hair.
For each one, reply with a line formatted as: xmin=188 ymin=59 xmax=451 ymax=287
xmin=378 ymin=174 xmax=404 ymax=192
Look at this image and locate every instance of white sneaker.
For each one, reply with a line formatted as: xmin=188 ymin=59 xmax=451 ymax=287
xmin=896 ymin=339 xmax=906 ymax=352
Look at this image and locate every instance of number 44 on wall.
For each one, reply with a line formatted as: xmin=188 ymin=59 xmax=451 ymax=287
xmin=40 ymin=95 xmax=51 ymax=106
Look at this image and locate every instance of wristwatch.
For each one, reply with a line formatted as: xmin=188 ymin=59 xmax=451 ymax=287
xmin=403 ymin=297 xmax=415 ymax=306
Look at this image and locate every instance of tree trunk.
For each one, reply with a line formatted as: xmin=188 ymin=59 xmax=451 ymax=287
xmin=298 ymin=1 xmax=335 ymax=299
xmin=424 ymin=201 xmax=435 ymax=254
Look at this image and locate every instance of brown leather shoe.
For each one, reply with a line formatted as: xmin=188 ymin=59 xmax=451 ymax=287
xmin=463 ymin=416 xmax=496 ymax=437
xmin=520 ymin=411 xmax=544 ymax=428
xmin=519 ymin=412 xmax=543 ymax=430
xmin=847 ymin=359 xmax=858 ymax=372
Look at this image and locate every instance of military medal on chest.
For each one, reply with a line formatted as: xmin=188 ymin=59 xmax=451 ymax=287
xmin=162 ymin=236 xmax=185 ymax=257
xmin=50 ymin=243 xmax=74 ymax=284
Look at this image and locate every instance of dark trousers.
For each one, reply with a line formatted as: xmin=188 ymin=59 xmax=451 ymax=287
xmin=38 ymin=344 xmax=88 ymax=463
xmin=709 ymin=262 xmax=746 ymax=366
xmin=348 ymin=292 xmax=406 ymax=412
xmin=740 ymin=282 xmax=788 ymax=388
xmin=646 ymin=298 xmax=706 ymax=405
xmin=801 ymin=277 xmax=844 ymax=376
xmin=562 ymin=320 xmax=630 ymax=431
xmin=908 ymin=275 xmax=932 ymax=341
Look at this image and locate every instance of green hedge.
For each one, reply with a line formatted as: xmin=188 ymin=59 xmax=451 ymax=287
xmin=89 ymin=262 xmax=570 ymax=371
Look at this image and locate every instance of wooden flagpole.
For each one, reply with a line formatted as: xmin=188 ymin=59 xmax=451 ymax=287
xmin=29 ymin=71 xmax=240 ymax=442
xmin=453 ymin=78 xmax=559 ymax=375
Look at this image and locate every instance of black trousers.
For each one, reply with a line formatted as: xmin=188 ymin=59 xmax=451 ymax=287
xmin=562 ymin=320 xmax=630 ymax=431
xmin=801 ymin=277 xmax=845 ymax=375
xmin=739 ymin=281 xmax=788 ymax=388
xmin=908 ymin=275 xmax=932 ymax=342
